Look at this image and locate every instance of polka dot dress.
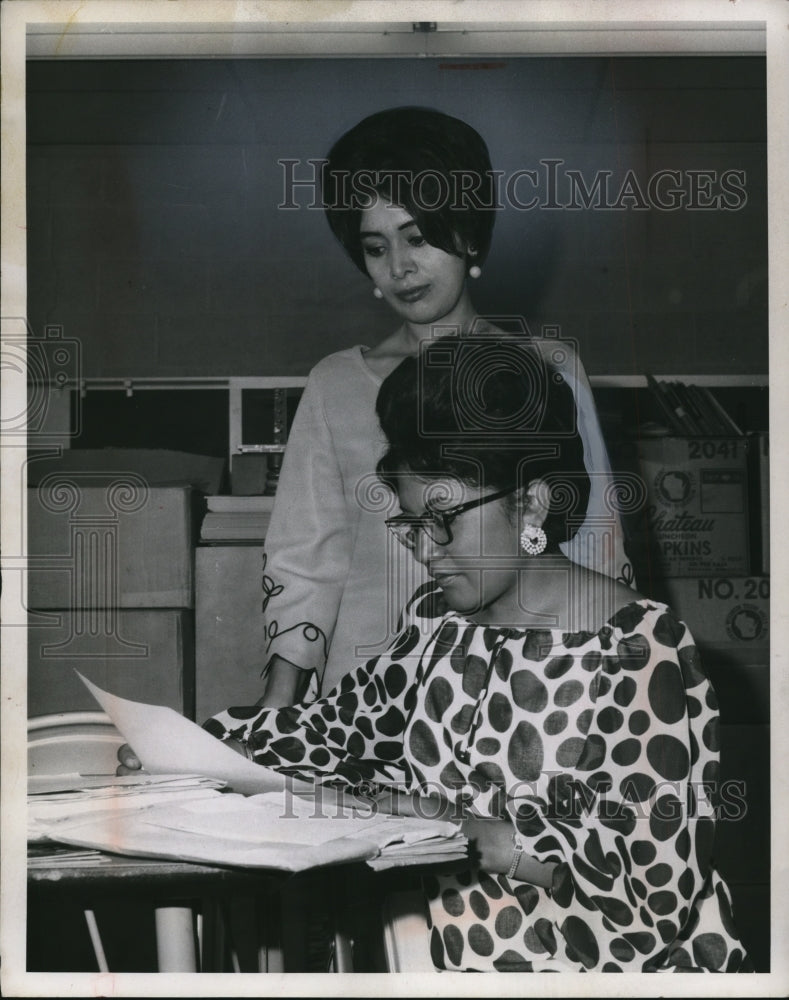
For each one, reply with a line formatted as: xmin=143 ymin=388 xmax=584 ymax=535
xmin=206 ymin=588 xmax=751 ymax=973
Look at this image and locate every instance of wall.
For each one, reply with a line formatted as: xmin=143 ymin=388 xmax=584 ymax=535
xmin=26 ymin=56 xmax=767 ymax=380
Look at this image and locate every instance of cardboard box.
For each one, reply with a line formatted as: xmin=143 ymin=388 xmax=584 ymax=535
xmin=634 ymin=437 xmax=750 ymax=577
xmin=27 ymin=485 xmax=194 ymax=609
xmin=661 ymin=576 xmax=769 ymax=658
xmin=27 ymin=608 xmax=194 ymax=718
xmin=660 ymin=576 xmax=770 ymax=724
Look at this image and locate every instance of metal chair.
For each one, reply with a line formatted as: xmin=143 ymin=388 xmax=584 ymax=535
xmin=28 ymin=710 xmax=126 ymax=779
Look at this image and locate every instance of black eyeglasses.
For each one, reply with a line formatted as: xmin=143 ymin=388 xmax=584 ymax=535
xmin=385 ymin=487 xmax=516 ymax=550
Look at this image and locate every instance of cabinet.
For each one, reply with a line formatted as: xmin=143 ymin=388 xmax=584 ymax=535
xmin=194 ymin=544 xmax=268 ymax=723
xmin=24 ymin=448 xmax=226 ymax=720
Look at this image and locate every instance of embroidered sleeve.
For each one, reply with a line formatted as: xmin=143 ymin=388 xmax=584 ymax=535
xmin=258 ymin=373 xmax=353 ymax=677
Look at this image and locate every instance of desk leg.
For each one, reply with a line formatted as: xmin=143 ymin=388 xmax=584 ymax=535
xmin=154 ymin=905 xmax=198 ymax=972
xmin=330 ymin=870 xmax=355 ymax=973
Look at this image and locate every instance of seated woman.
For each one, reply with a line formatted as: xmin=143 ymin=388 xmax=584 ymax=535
xmin=122 ymin=337 xmax=749 ymax=973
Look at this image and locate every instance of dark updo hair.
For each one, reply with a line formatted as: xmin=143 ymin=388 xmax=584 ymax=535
xmin=323 ymin=106 xmax=497 ymax=276
xmin=375 ymin=337 xmax=591 ymax=553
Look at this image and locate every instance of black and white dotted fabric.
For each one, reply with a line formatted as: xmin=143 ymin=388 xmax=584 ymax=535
xmin=206 ymin=587 xmax=750 ymax=972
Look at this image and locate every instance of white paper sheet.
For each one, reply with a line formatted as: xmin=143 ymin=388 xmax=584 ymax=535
xmin=28 ymin=772 xmax=225 ymax=797
xmin=38 ymin=790 xmax=465 ymax=873
xmin=76 ymin=671 xmax=290 ymax=796
xmin=28 ymin=787 xmax=225 ymax=843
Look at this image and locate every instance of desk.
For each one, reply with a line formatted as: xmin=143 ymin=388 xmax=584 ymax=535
xmin=28 ymin=846 xmax=441 ymax=973
xmin=28 ymin=847 xmax=291 ymax=973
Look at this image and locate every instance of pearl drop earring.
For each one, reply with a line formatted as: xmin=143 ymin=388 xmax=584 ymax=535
xmin=373 ymin=287 xmax=383 ymax=299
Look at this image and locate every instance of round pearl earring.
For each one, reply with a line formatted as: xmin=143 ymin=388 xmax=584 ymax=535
xmin=520 ymin=524 xmax=547 ymax=556
xmin=373 ymin=287 xmax=384 ymax=299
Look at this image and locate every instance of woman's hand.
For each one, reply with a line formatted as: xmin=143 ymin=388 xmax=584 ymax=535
xmin=461 ymin=817 xmax=558 ymax=889
xmin=116 ymin=743 xmax=143 ymax=775
xmin=461 ymin=817 xmax=515 ymax=872
xmin=116 ymin=738 xmax=248 ymax=777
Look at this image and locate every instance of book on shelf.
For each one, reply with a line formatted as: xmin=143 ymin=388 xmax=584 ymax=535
xmin=665 ymin=381 xmax=704 ymax=435
xmin=645 ymin=376 xmax=744 ymax=437
xmin=685 ymin=384 xmax=730 ymax=436
xmin=696 ymin=385 xmax=744 ymax=436
xmin=645 ymin=375 xmax=693 ymax=435
xmin=676 ymin=383 xmax=712 ymax=436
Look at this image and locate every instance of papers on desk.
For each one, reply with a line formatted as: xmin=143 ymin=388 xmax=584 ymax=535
xmin=29 ymin=771 xmax=225 ymax=797
xmin=28 ymin=772 xmax=226 ymax=843
xmin=27 ymin=844 xmax=117 ymax=869
xmin=32 ymin=789 xmax=466 ymax=873
xmin=30 ymin=674 xmax=468 ymax=872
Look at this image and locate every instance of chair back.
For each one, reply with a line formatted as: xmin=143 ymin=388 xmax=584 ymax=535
xmin=28 ymin=711 xmax=125 ymax=777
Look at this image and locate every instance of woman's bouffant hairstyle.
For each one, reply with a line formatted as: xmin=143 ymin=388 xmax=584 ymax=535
xmin=322 ymin=106 xmax=497 ymax=276
xmin=375 ymin=338 xmax=591 ymax=552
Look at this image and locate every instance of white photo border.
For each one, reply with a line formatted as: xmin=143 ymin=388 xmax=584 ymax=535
xmin=2 ymin=2 xmax=787 ymax=997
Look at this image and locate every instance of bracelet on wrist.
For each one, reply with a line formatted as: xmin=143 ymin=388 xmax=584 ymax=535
xmin=507 ymin=832 xmax=524 ymax=880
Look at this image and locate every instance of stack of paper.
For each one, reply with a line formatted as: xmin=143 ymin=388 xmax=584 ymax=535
xmin=30 ymin=673 xmax=467 ymax=874
xmin=34 ymin=790 xmax=466 ymax=873
xmin=200 ymin=495 xmax=275 ymax=542
xmin=28 ymin=772 xmax=226 ymax=843
xmin=206 ymin=496 xmax=275 ymax=512
xmin=27 ymin=844 xmax=115 ymax=869
xmin=200 ymin=511 xmax=271 ymax=541
xmin=366 ymin=835 xmax=469 ymax=871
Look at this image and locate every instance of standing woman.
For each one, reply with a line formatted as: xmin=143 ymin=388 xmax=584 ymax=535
xmin=258 ymin=106 xmax=632 ymax=706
